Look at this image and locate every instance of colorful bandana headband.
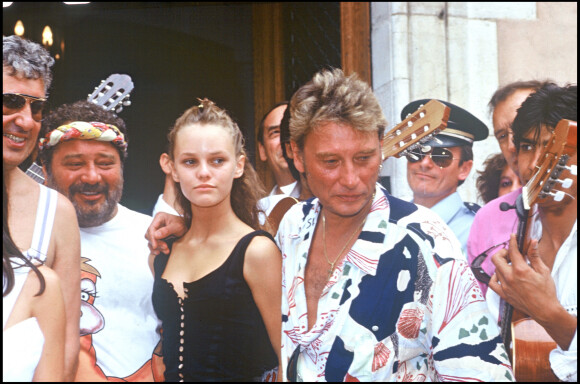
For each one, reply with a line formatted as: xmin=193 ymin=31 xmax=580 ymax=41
xmin=39 ymin=121 xmax=127 ymax=152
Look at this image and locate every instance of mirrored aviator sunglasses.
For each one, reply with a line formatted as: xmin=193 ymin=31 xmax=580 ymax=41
xmin=3 ymin=93 xmax=47 ymax=122
xmin=405 ymin=147 xmax=456 ymax=168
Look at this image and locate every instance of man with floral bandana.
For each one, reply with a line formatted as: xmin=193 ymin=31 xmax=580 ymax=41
xmin=38 ymin=100 xmax=161 ymax=381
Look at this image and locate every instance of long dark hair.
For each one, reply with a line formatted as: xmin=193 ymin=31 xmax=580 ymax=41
xmin=3 ymin=172 xmax=46 ymax=297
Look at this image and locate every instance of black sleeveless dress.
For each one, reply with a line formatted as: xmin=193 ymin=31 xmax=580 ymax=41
xmin=152 ymin=230 xmax=278 ymax=382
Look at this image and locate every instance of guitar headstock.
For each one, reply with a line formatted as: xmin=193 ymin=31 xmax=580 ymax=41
xmin=87 ymin=73 xmax=134 ymax=113
xmin=523 ymin=119 xmax=577 ymax=210
xmin=382 ymin=99 xmax=450 ymax=159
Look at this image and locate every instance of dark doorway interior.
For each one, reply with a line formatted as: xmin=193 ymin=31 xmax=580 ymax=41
xmin=4 ymin=2 xmax=254 ymax=215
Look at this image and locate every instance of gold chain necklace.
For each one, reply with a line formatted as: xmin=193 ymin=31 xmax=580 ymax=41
xmin=322 ymin=212 xmax=367 ymax=281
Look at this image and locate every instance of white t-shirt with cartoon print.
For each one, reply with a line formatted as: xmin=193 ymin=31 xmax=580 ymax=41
xmin=78 ymin=204 xmax=160 ymax=378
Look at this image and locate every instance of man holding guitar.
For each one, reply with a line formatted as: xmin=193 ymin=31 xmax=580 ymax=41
xmin=489 ymin=83 xmax=577 ymax=381
xmin=468 ymin=80 xmax=548 ymax=297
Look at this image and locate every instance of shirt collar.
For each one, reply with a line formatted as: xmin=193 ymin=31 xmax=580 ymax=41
xmin=430 ymin=191 xmax=463 ymax=224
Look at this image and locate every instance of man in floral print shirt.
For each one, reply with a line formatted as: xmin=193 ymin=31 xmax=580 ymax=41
xmin=277 ymin=68 xmax=513 ymax=382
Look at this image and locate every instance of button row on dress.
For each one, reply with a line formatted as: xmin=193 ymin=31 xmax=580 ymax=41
xmin=178 ymin=297 xmax=185 ymax=382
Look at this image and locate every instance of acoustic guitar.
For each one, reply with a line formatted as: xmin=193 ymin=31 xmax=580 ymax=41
xmin=25 ymin=73 xmax=134 ymax=184
xmin=501 ymin=119 xmax=577 ymax=382
xmin=266 ymin=99 xmax=451 ymax=233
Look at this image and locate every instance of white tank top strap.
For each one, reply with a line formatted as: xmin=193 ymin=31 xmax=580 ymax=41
xmin=26 ymin=185 xmax=58 ymax=263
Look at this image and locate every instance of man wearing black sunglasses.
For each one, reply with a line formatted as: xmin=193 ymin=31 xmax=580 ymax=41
xmin=3 ymin=34 xmax=81 ymax=381
xmin=403 ymin=99 xmax=488 ymax=257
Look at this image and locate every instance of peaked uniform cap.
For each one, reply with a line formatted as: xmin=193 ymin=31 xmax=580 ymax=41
xmin=401 ymin=99 xmax=488 ymax=147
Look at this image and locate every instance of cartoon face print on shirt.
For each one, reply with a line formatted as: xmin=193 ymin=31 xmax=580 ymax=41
xmin=80 ymin=257 xmax=105 ymax=336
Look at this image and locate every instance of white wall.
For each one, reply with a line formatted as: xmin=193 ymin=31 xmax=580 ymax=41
xmin=372 ymin=2 xmax=577 ymax=204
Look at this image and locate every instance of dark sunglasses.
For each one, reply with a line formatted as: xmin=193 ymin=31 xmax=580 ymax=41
xmin=406 ymin=147 xmax=458 ymax=168
xmin=3 ymin=93 xmax=47 ymax=122
xmin=287 ymin=345 xmax=300 ymax=382
xmin=470 ymin=240 xmax=509 ymax=285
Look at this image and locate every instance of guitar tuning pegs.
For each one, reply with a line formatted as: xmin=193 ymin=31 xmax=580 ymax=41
xmin=407 ymin=152 xmax=419 ymax=161
xmin=548 ymin=190 xmax=566 ymax=202
xmin=123 ymin=100 xmax=131 ymax=107
xmin=421 ymin=145 xmax=432 ymax=153
xmin=557 ymin=178 xmax=573 ymax=189
xmin=407 ymin=121 xmax=413 ymax=127
xmin=115 ymin=106 xmax=123 ymax=113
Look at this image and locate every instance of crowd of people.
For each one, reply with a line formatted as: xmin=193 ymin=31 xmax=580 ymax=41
xmin=3 ymin=34 xmax=577 ymax=382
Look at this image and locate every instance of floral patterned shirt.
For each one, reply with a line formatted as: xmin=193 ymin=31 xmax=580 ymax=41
xmin=276 ymin=184 xmax=514 ymax=381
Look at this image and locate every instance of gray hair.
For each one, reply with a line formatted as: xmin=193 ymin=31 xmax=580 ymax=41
xmin=3 ymin=35 xmax=54 ymax=92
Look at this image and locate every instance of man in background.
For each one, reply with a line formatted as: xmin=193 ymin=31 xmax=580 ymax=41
xmin=403 ymin=99 xmax=487 ymax=256
xmin=257 ymin=102 xmax=300 ymax=218
xmin=468 ymin=80 xmax=548 ymax=295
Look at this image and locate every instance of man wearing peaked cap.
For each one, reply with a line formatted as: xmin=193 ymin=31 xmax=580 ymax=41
xmin=402 ymin=99 xmax=488 ymax=257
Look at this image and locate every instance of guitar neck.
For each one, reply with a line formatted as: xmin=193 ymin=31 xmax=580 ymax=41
xmin=500 ymin=193 xmax=532 ymax=354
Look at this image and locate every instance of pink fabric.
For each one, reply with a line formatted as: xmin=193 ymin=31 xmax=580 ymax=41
xmin=467 ymin=188 xmax=522 ymax=296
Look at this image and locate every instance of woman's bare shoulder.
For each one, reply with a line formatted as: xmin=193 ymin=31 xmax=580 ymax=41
xmin=245 ymin=233 xmax=281 ymax=265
